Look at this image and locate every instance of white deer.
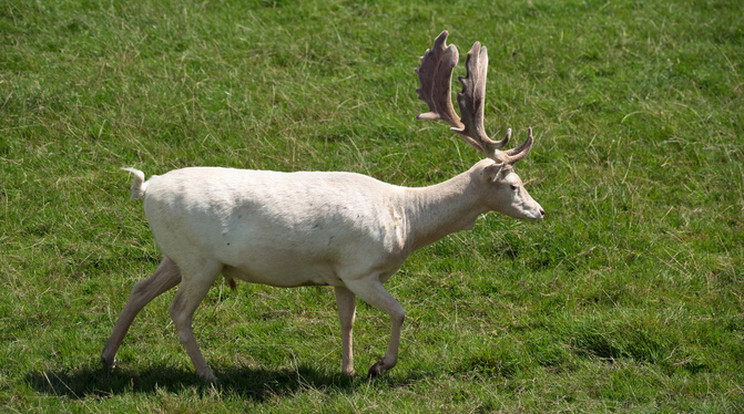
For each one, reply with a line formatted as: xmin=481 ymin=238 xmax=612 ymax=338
xmin=101 ymin=31 xmax=545 ymax=381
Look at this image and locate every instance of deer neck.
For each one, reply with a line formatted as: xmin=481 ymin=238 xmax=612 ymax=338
xmin=403 ymin=167 xmax=488 ymax=252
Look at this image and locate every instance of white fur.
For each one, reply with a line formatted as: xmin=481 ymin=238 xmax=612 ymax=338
xmin=102 ymin=159 xmax=544 ymax=380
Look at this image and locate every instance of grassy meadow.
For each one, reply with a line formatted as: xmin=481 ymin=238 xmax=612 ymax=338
xmin=1 ymin=0 xmax=743 ymax=412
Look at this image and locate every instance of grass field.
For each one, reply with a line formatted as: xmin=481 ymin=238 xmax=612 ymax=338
xmin=1 ymin=0 xmax=743 ymax=412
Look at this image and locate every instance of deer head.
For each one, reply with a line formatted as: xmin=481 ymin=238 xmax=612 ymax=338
xmin=415 ymin=31 xmax=545 ymax=220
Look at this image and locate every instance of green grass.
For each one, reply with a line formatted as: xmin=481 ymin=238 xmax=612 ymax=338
xmin=2 ymin=0 xmax=743 ymax=412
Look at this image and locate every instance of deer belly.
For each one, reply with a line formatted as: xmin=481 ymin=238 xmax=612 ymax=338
xmin=221 ymin=259 xmax=344 ymax=288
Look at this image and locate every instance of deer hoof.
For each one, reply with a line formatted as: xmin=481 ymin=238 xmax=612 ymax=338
xmin=101 ymin=355 xmax=115 ymax=372
xmin=201 ymin=371 xmax=218 ymax=383
xmin=367 ymin=360 xmax=384 ymax=378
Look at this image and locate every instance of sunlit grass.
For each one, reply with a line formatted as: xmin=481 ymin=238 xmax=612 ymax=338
xmin=1 ymin=0 xmax=743 ymax=412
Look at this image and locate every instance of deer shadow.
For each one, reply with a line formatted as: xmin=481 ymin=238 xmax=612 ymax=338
xmin=26 ymin=363 xmax=360 ymax=402
xmin=26 ymin=361 xmax=422 ymax=401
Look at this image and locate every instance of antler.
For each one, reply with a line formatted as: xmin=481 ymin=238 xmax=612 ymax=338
xmin=415 ymin=30 xmax=532 ymax=164
xmin=415 ymin=31 xmax=463 ymax=129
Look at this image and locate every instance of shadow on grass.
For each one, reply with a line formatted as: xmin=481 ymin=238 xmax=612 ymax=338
xmin=26 ymin=363 xmax=364 ymax=401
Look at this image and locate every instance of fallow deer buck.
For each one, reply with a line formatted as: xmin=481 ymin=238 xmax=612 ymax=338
xmin=102 ymin=30 xmax=544 ymax=381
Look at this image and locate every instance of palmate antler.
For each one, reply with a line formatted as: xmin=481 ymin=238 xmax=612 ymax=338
xmin=415 ymin=30 xmax=533 ymax=164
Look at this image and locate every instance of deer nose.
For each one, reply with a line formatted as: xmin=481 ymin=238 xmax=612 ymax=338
xmin=540 ymin=208 xmax=546 ymax=217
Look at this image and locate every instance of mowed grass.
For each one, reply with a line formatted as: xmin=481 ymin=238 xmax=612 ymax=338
xmin=1 ymin=0 xmax=743 ymax=412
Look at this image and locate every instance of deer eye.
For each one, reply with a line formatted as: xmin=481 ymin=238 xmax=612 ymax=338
xmin=510 ymin=184 xmax=519 ymax=191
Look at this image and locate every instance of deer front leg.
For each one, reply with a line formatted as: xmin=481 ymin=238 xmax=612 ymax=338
xmin=344 ymin=277 xmax=405 ymax=378
xmin=335 ymin=286 xmax=356 ymax=376
xmin=101 ymin=257 xmax=181 ymax=371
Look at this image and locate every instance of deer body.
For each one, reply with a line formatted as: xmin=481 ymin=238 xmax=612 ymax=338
xmin=143 ymin=167 xmax=412 ymax=289
xmin=131 ymin=160 xmax=540 ymax=289
xmin=102 ymin=31 xmax=545 ymax=381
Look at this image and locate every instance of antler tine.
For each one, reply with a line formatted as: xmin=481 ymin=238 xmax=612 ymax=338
xmin=502 ymin=127 xmax=533 ymax=164
xmin=455 ymin=41 xmax=511 ymax=158
xmin=415 ymin=31 xmax=463 ymax=130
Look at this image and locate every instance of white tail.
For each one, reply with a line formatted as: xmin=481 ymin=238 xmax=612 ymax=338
xmin=121 ymin=168 xmax=147 ymax=200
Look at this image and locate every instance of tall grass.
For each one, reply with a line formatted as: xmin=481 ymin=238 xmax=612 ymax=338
xmin=2 ymin=0 xmax=743 ymax=412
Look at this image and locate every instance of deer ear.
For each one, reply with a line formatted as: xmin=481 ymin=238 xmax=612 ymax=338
xmin=483 ymin=162 xmax=506 ymax=182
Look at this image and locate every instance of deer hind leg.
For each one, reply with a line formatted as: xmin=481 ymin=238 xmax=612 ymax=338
xmin=344 ymin=276 xmax=405 ymax=378
xmin=168 ymin=259 xmax=223 ymax=382
xmin=101 ymin=256 xmax=181 ymax=371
